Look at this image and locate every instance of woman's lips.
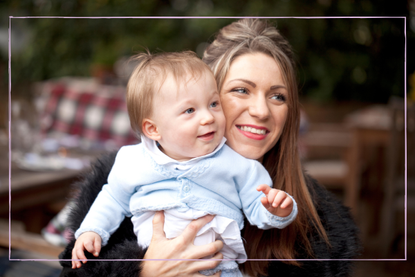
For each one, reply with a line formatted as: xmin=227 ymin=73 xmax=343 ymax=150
xmin=198 ymin=131 xmax=215 ymax=141
xmin=236 ymin=125 xmax=269 ymax=140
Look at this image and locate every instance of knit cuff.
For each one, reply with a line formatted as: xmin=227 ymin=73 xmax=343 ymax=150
xmin=266 ymin=193 xmax=298 ymax=229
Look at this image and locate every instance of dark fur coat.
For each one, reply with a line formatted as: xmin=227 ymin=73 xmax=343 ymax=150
xmin=59 ymin=152 xmax=361 ymax=277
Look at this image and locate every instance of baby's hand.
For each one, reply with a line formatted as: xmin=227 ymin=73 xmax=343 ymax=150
xmin=72 ymin=231 xmax=101 ymax=269
xmin=257 ymin=185 xmax=294 ymax=217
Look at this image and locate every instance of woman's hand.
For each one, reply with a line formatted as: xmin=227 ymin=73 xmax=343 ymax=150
xmin=140 ymin=211 xmax=223 ymax=277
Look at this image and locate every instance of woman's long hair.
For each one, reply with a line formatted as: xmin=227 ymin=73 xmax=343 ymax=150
xmin=203 ymin=18 xmax=330 ymax=276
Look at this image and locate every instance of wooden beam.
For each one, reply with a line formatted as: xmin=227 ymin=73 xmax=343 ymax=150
xmin=0 ymin=219 xmax=64 ymax=258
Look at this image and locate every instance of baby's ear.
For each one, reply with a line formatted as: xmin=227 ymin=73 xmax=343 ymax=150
xmin=142 ymin=119 xmax=161 ymax=141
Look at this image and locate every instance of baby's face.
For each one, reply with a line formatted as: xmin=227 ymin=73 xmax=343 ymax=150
xmin=150 ymin=71 xmax=226 ymax=161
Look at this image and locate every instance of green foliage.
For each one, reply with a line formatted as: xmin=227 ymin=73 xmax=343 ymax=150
xmin=1 ymin=0 xmax=412 ymax=103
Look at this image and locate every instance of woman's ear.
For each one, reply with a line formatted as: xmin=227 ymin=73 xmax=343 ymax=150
xmin=142 ymin=119 xmax=161 ymax=141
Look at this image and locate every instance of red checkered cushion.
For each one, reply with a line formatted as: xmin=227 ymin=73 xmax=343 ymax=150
xmin=41 ymin=80 xmax=138 ymax=147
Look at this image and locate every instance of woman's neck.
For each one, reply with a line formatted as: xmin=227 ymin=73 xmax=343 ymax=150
xmin=256 ymin=156 xmax=264 ymax=163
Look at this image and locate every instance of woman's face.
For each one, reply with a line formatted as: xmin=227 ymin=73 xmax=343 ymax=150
xmin=220 ymin=52 xmax=289 ymax=161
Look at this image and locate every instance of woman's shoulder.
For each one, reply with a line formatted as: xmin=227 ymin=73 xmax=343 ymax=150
xmin=303 ymin=173 xmax=362 ymax=258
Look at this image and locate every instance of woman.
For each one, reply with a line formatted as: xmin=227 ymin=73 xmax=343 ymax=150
xmin=59 ymin=19 xmax=361 ymax=277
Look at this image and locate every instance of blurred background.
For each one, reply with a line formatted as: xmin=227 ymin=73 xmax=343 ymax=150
xmin=0 ymin=0 xmax=414 ymax=276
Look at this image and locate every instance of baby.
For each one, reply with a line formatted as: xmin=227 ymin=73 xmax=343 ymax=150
xmin=72 ymin=51 xmax=298 ymax=277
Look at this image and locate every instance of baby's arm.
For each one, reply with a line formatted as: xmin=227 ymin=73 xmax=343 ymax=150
xmin=74 ymin=146 xmax=140 ymax=247
xmin=238 ymin=161 xmax=297 ymax=229
xmin=256 ymin=185 xmax=294 ymax=217
xmin=71 ymin=231 xmax=102 ymax=269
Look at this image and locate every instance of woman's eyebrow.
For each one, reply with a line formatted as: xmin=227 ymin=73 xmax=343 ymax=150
xmin=229 ymin=78 xmax=256 ymax=88
xmin=228 ymin=79 xmax=286 ymax=91
xmin=270 ymin=85 xmax=287 ymax=90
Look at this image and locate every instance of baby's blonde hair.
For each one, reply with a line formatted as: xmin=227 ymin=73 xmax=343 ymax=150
xmin=127 ymin=51 xmax=213 ymax=135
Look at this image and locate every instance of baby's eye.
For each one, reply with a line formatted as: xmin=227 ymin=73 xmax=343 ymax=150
xmin=210 ymin=101 xmax=219 ymax=108
xmin=271 ymin=93 xmax=286 ymax=102
xmin=184 ymin=108 xmax=195 ymax=114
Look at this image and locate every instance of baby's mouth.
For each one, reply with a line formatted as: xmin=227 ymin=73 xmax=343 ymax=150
xmin=198 ymin=131 xmax=215 ymax=139
xmin=236 ymin=125 xmax=268 ymax=135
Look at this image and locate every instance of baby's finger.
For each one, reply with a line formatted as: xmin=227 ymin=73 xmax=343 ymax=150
xmin=71 ymin=252 xmax=78 ymax=269
xmin=271 ymin=191 xmax=286 ymax=208
xmin=256 ymin=184 xmax=271 ymax=195
xmin=84 ymin=240 xmax=96 ymax=255
xmin=261 ymin=196 xmax=271 ymax=209
xmin=280 ymin=195 xmax=293 ymax=209
xmin=72 ymin=260 xmax=81 ymax=269
xmin=72 ymin=248 xmax=84 ymax=268
xmin=72 ymin=258 xmax=80 ymax=269
xmin=94 ymin=237 xmax=101 ymax=257
xmin=75 ymin=246 xmax=88 ymax=264
xmin=267 ymin=189 xmax=279 ymax=206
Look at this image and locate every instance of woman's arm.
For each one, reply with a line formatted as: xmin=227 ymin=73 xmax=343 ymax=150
xmin=60 ymin=212 xmax=223 ymax=277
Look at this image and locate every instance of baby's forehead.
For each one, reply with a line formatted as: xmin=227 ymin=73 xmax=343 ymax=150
xmin=154 ymin=73 xmax=216 ymax=105
xmin=156 ymin=68 xmax=215 ymax=90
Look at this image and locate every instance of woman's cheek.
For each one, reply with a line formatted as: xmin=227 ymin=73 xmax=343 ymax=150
xmin=221 ymin=94 xmax=242 ymax=124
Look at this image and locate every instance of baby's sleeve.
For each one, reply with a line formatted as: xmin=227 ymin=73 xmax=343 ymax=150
xmin=238 ymin=161 xmax=298 ymax=230
xmin=74 ymin=146 xmax=137 ymax=245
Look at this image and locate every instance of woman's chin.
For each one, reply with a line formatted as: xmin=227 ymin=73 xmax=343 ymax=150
xmin=227 ymin=143 xmax=265 ymax=161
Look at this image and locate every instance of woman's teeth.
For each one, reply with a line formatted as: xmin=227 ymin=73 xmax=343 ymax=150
xmin=239 ymin=126 xmax=266 ymax=135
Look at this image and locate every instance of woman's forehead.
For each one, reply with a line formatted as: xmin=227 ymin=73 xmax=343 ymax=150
xmin=225 ymin=53 xmax=285 ymax=86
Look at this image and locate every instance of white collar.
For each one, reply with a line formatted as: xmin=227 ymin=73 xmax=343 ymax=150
xmin=141 ymin=135 xmax=227 ymax=171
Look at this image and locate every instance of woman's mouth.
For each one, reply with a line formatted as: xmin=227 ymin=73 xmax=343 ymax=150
xmin=236 ymin=125 xmax=269 ymax=140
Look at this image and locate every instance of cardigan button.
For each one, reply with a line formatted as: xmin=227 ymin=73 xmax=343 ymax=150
xmin=183 ymin=186 xmax=190 ymax=193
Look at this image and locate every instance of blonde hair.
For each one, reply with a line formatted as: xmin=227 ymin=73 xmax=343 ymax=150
xmin=127 ymin=50 xmax=213 ymax=135
xmin=203 ymin=19 xmax=329 ymax=275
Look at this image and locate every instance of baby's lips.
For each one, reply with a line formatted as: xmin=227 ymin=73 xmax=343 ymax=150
xmin=198 ymin=131 xmax=215 ymax=138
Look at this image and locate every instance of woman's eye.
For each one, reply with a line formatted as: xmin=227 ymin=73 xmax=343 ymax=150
xmin=232 ymin=88 xmax=248 ymax=94
xmin=184 ymin=108 xmax=195 ymax=114
xmin=271 ymin=93 xmax=286 ymax=101
xmin=210 ymin=101 xmax=219 ymax=108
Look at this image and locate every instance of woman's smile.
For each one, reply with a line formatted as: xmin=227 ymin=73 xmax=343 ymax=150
xmin=236 ymin=125 xmax=269 ymax=140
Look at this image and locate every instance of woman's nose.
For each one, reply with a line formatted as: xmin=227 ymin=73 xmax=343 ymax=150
xmin=200 ymin=110 xmax=215 ymax=125
xmin=248 ymin=96 xmax=270 ymax=120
